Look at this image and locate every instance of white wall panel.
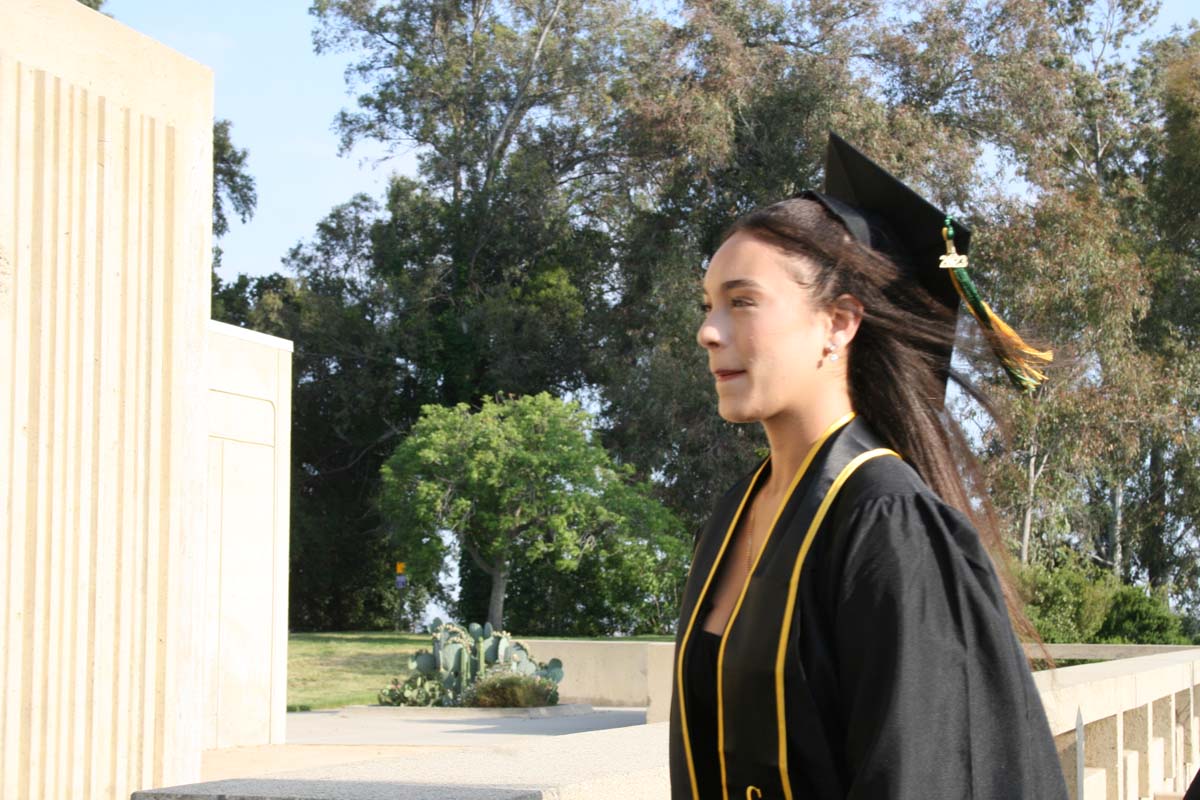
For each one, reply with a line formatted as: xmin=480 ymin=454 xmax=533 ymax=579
xmin=205 ymin=321 xmax=292 ymax=751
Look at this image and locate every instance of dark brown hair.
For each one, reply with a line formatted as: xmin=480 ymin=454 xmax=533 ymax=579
xmin=723 ymin=197 xmax=1038 ymax=643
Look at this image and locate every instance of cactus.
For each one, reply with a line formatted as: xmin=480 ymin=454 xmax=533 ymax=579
xmin=441 ymin=642 xmax=463 ymax=674
xmin=411 ymin=651 xmax=437 ymax=675
xmin=383 ymin=619 xmax=565 ymax=706
xmin=535 ymin=657 xmax=565 ymax=685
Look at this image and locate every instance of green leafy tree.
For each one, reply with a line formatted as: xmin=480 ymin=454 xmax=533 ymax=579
xmin=310 ymin=0 xmax=653 ymax=405
xmin=310 ymin=0 xmax=666 ymax=621
xmin=501 ymin=477 xmax=691 ymax=635
xmin=380 ymin=393 xmax=687 ymax=630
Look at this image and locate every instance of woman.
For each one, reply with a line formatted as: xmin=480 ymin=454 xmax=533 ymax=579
xmin=669 ymin=134 xmax=1068 ymax=800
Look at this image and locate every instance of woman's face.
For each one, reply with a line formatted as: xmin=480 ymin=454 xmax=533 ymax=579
xmin=697 ymin=231 xmax=835 ymax=424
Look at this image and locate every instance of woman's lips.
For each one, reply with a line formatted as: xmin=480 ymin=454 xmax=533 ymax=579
xmin=713 ymin=370 xmax=746 ymax=382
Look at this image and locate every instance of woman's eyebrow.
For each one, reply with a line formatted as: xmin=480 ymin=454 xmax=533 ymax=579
xmin=701 ymin=277 xmax=765 ymax=295
xmin=720 ymin=278 xmax=765 ymax=291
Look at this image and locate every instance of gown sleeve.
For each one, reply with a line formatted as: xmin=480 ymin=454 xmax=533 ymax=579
xmin=831 ymin=491 xmax=1068 ymax=800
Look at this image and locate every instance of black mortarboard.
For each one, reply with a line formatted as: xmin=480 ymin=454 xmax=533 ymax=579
xmin=802 ymin=133 xmax=966 ymax=318
xmin=799 ymin=133 xmax=1050 ymax=392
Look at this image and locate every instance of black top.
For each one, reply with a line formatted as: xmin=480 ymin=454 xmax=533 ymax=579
xmin=685 ymin=627 xmax=723 ymax=799
xmin=669 ymin=415 xmax=1068 ymax=800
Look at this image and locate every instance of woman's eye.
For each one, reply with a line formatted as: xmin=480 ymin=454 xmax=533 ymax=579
xmin=731 ymin=297 xmax=755 ymax=308
xmin=699 ymin=302 xmax=712 ymax=313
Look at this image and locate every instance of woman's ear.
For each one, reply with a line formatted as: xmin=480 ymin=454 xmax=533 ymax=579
xmin=828 ymin=294 xmax=864 ymax=350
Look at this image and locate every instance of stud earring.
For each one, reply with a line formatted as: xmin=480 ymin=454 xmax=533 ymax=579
xmin=826 ymin=342 xmax=839 ymax=362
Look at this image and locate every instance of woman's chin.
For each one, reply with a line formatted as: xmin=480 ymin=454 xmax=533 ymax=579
xmin=717 ymin=401 xmax=761 ymax=424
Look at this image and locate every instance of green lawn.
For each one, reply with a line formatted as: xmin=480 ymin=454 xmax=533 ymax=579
xmin=287 ymin=631 xmax=426 ymax=710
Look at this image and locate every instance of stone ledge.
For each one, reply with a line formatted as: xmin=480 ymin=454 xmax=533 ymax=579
xmin=134 ymin=722 xmax=671 ymax=800
xmin=307 ymin=703 xmax=596 ymax=720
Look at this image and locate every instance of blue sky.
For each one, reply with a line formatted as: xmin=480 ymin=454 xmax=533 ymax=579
xmin=103 ymin=0 xmax=1198 ymax=283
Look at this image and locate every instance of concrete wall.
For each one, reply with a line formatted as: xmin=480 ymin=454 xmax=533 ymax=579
xmin=0 ymin=1 xmax=214 ymax=798
xmin=530 ymin=640 xmax=674 ymax=714
xmin=204 ymin=321 xmax=292 ymax=749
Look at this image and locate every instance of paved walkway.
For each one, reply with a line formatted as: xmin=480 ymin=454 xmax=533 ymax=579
xmin=201 ymin=705 xmax=648 ymax=781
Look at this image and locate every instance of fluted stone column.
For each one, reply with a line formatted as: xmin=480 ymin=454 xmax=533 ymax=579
xmin=1 ymin=1 xmax=214 ymax=798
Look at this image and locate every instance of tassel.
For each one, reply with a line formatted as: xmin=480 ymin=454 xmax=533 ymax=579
xmin=941 ymin=218 xmax=1053 ymax=392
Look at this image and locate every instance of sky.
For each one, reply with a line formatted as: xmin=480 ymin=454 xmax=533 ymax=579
xmin=101 ymin=0 xmax=1199 ymax=285
xmin=105 ymin=0 xmax=419 ymax=282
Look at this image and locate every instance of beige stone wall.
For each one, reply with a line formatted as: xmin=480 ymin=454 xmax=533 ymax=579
xmin=204 ymin=321 xmax=292 ymax=750
xmin=530 ymin=639 xmax=671 ymax=708
xmin=0 ymin=1 xmax=214 ymax=798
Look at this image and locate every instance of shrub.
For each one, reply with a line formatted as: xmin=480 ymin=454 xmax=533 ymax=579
xmin=379 ymin=673 xmax=447 ymax=707
xmin=1017 ymin=557 xmax=1118 ymax=643
xmin=463 ymin=670 xmax=559 ymax=708
xmin=1018 ymin=555 xmax=1193 ymax=645
xmin=1095 ymin=585 xmax=1190 ymax=644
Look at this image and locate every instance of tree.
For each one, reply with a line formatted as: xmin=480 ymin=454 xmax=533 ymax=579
xmin=268 ymin=0 xmax=1200 ymax=629
xmin=212 ymin=118 xmax=258 ymax=239
xmin=499 ymin=476 xmax=691 ymax=635
xmin=380 ymin=393 xmax=686 ymax=630
xmin=309 ymin=0 xmax=655 ymax=407
xmin=309 ymin=0 xmax=667 ymax=624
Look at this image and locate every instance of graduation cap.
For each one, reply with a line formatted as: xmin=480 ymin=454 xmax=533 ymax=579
xmin=800 ymin=133 xmax=1051 ymax=392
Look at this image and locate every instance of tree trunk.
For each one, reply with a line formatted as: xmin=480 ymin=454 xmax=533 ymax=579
xmin=1109 ymin=481 xmax=1123 ymax=577
xmin=487 ymin=568 xmax=508 ymax=631
xmin=1147 ymin=444 xmax=1169 ymax=589
xmin=1020 ymin=444 xmax=1038 ymax=564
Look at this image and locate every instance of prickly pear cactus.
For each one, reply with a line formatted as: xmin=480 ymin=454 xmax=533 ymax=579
xmin=410 ymin=651 xmax=437 ymax=675
xmin=383 ymin=619 xmax=566 ymax=706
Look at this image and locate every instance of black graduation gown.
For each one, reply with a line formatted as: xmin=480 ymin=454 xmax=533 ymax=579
xmin=669 ymin=414 xmax=1068 ymax=800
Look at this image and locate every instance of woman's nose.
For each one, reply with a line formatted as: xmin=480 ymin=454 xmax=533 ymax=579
xmin=697 ymin=314 xmax=722 ymax=349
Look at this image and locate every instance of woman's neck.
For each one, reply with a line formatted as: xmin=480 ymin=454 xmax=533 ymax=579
xmin=760 ymin=394 xmax=855 ymax=498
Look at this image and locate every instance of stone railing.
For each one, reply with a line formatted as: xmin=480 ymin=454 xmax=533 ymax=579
xmin=545 ymin=640 xmax=1200 ymax=798
xmin=1034 ymin=647 xmax=1200 ymax=800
